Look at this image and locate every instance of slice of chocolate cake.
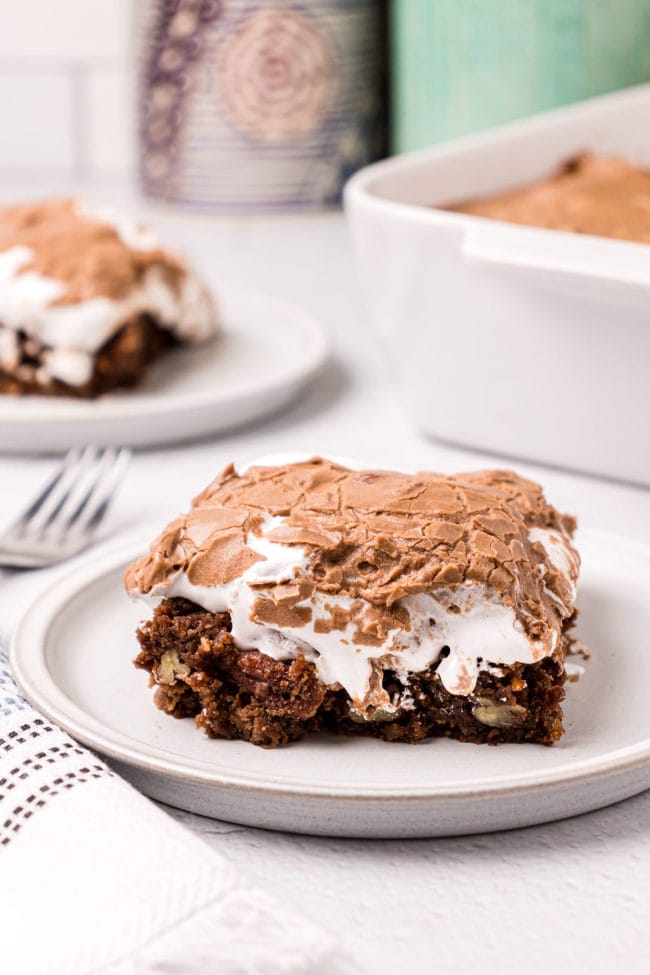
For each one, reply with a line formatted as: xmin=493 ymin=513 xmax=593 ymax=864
xmin=125 ymin=458 xmax=581 ymax=748
xmin=0 ymin=198 xmax=219 ymax=398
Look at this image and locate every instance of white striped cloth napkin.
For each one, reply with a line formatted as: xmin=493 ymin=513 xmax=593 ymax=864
xmin=0 ymin=566 xmax=353 ymax=975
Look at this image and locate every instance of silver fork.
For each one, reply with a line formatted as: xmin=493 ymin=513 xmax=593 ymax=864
xmin=0 ymin=446 xmax=131 ymax=568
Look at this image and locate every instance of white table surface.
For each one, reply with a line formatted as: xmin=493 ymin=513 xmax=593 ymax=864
xmin=2 ymin=199 xmax=649 ymax=974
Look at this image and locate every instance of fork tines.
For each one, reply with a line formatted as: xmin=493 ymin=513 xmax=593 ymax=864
xmin=0 ymin=446 xmax=131 ymax=568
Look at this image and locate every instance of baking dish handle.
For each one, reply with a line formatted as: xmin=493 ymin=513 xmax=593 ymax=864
xmin=461 ymin=223 xmax=650 ymax=300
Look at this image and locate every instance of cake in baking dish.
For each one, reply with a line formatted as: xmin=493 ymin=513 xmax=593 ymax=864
xmin=126 ymin=457 xmax=581 ymax=748
xmin=448 ymin=153 xmax=650 ymax=243
xmin=0 ymin=198 xmax=219 ymax=397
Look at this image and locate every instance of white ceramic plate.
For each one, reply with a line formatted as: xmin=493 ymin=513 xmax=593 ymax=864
xmin=10 ymin=529 xmax=650 ymax=838
xmin=0 ymin=291 xmax=329 ymax=453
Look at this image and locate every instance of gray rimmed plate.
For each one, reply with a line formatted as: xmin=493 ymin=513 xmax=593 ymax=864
xmin=0 ymin=291 xmax=329 ymax=452
xmin=10 ymin=529 xmax=650 ymax=838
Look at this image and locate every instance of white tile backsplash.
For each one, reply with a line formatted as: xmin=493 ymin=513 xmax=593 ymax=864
xmin=86 ymin=68 xmax=135 ymax=175
xmin=0 ymin=71 xmax=76 ymax=171
xmin=0 ymin=0 xmax=133 ymax=181
xmin=0 ymin=0 xmax=130 ymax=62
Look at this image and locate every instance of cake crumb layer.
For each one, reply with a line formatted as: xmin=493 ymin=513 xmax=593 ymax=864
xmin=134 ymin=598 xmax=567 ymax=747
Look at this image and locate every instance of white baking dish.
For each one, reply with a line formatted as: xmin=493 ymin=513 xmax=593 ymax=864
xmin=345 ymin=84 xmax=650 ymax=486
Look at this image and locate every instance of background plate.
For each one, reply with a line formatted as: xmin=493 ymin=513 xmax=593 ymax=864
xmin=0 ymin=291 xmax=329 ymax=452
xmin=10 ymin=529 xmax=650 ymax=838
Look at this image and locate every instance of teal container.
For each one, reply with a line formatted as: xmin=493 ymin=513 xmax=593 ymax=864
xmin=392 ymin=0 xmax=650 ymax=152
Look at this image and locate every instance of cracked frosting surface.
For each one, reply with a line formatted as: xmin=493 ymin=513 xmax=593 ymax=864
xmin=449 ymin=154 xmax=650 ymax=243
xmin=126 ymin=459 xmax=580 ymax=714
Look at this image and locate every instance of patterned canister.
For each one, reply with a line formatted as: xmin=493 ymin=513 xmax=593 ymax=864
xmin=137 ymin=0 xmax=385 ymax=209
xmin=392 ymin=0 xmax=650 ymax=152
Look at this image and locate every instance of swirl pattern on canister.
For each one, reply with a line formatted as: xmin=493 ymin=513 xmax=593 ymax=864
xmin=217 ymin=7 xmax=334 ymax=141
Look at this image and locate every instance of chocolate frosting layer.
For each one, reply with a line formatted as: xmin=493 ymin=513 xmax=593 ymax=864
xmin=449 ymin=154 xmax=650 ymax=243
xmin=0 ymin=198 xmax=185 ymax=303
xmin=125 ymin=458 xmax=579 ymax=647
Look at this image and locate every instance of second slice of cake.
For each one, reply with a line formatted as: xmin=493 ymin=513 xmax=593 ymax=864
xmin=0 ymin=198 xmax=219 ymax=397
xmin=126 ymin=458 xmax=580 ymax=747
